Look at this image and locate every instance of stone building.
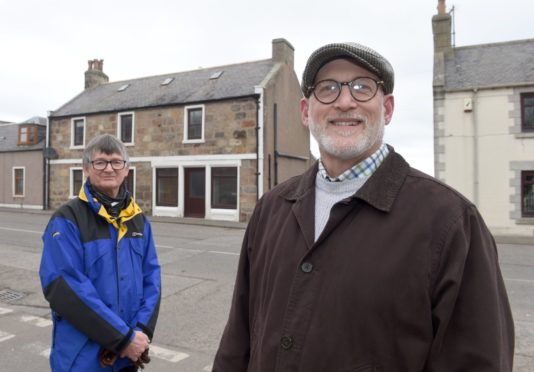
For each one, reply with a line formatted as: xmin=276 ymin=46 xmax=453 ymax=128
xmin=432 ymin=0 xmax=534 ymax=237
xmin=47 ymin=39 xmax=310 ymax=222
xmin=0 ymin=117 xmax=46 ymax=209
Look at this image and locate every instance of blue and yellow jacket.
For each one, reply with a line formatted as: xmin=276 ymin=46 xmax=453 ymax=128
xmin=39 ymin=182 xmax=161 ymax=371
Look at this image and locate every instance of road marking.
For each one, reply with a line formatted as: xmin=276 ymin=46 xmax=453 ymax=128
xmin=0 ymin=330 xmax=15 ymax=342
xmin=150 ymin=344 xmax=189 ymax=363
xmin=40 ymin=347 xmax=51 ymax=358
xmin=208 ymin=250 xmax=240 ymax=256
xmin=0 ymin=226 xmax=41 ymax=234
xmin=0 ymin=307 xmax=14 ymax=315
xmin=158 ymin=245 xmax=240 ymax=256
xmin=23 ymin=341 xmax=51 ymax=358
xmin=20 ymin=315 xmax=52 ymax=327
xmin=505 ymin=278 xmax=534 ymax=284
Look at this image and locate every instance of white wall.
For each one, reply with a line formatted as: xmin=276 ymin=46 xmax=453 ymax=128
xmin=438 ymin=87 xmax=534 ymax=237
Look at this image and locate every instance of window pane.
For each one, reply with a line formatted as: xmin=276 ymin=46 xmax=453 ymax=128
xmin=72 ymin=170 xmax=83 ymax=196
xmin=156 ymin=168 xmax=178 ymax=206
xmin=74 ymin=119 xmax=84 ymax=146
xmin=29 ymin=126 xmax=37 ymax=143
xmin=121 ymin=114 xmax=133 ymax=143
xmin=124 ymin=169 xmax=135 ymax=195
xmin=189 ymin=170 xmax=205 ymax=198
xmin=211 ymin=167 xmax=237 ymax=209
xmin=522 ymin=171 xmax=534 ymax=216
xmin=20 ymin=127 xmax=28 ymax=143
xmin=524 ymin=107 xmax=534 ymax=128
xmin=522 ymin=94 xmax=534 ymax=131
xmin=188 ymin=108 xmax=202 ymax=140
xmin=14 ymin=169 xmax=24 ymax=195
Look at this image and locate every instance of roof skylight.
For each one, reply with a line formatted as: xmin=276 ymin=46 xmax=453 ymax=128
xmin=161 ymin=77 xmax=174 ymax=86
xmin=117 ymin=84 xmax=130 ymax=92
xmin=210 ymin=71 xmax=224 ymax=80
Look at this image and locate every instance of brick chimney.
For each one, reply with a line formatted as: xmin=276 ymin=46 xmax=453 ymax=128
xmin=272 ymin=38 xmax=294 ymax=69
xmin=432 ymin=0 xmax=452 ymax=90
xmin=84 ymin=59 xmax=109 ymax=89
xmin=432 ymin=0 xmax=452 ymax=53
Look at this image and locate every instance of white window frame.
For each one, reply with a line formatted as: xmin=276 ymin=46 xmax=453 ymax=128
xmin=151 ymin=157 xmax=240 ymax=221
xmin=183 ymin=105 xmax=205 ymax=144
xmin=152 ymin=167 xmax=179 ymax=216
xmin=117 ymin=111 xmax=135 ymax=146
xmin=70 ymin=117 xmax=86 ymax=149
xmin=70 ymin=167 xmax=85 ymax=198
xmin=12 ymin=166 xmax=25 ymax=197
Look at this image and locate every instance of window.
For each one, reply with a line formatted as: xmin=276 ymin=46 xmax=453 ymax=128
xmin=522 ymin=171 xmax=534 ymax=217
xmin=72 ymin=118 xmax=85 ymax=147
xmin=184 ymin=106 xmax=204 ymax=142
xmin=156 ymin=168 xmax=178 ymax=207
xmin=71 ymin=169 xmax=84 ymax=197
xmin=13 ymin=167 xmax=24 ymax=196
xmin=118 ymin=113 xmax=134 ymax=144
xmin=124 ymin=168 xmax=135 ymax=197
xmin=521 ymin=93 xmax=534 ymax=132
xmin=211 ymin=167 xmax=237 ymax=209
xmin=18 ymin=125 xmax=39 ymax=145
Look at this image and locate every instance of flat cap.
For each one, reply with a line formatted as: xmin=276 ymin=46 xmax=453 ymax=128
xmin=301 ymin=42 xmax=395 ymax=97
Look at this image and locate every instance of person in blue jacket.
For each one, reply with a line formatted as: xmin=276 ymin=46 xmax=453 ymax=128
xmin=39 ymin=134 xmax=161 ymax=371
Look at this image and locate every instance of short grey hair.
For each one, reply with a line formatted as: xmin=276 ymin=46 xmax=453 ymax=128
xmin=82 ymin=134 xmax=129 ymax=166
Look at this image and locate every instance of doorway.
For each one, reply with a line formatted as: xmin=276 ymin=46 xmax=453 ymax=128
xmin=184 ymin=167 xmax=205 ymax=218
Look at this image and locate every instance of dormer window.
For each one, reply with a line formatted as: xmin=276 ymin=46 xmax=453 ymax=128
xmin=18 ymin=125 xmax=39 ymax=145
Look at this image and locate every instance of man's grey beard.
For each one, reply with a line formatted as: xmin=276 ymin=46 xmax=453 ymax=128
xmin=307 ymin=104 xmax=385 ymax=161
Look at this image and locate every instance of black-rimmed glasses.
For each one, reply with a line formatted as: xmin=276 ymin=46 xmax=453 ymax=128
xmin=309 ymin=77 xmax=384 ymax=104
xmin=91 ymin=160 xmax=127 ymax=170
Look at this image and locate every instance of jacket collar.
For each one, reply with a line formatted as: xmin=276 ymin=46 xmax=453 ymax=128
xmin=79 ymin=182 xmax=143 ymax=239
xmin=281 ymin=145 xmax=410 ymax=213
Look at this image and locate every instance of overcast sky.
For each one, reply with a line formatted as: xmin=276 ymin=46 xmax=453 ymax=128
xmin=1 ymin=0 xmax=533 ymax=175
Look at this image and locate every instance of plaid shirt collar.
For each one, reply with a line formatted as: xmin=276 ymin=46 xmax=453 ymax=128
xmin=318 ymin=143 xmax=390 ymax=182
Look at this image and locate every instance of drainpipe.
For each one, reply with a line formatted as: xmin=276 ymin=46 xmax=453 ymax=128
xmin=44 ymin=113 xmax=51 ymax=210
xmin=254 ymin=87 xmax=265 ymax=200
xmin=472 ymin=89 xmax=479 ymax=206
xmin=273 ymin=103 xmax=278 ymax=186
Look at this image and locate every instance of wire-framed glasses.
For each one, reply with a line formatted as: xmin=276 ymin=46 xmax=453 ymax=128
xmin=91 ymin=159 xmax=127 ymax=170
xmin=310 ymin=77 xmax=384 ymax=104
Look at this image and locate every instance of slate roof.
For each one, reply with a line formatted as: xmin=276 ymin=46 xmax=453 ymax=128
xmin=445 ymin=38 xmax=534 ymax=91
xmin=51 ymin=59 xmax=276 ymax=118
xmin=0 ymin=117 xmax=46 ymax=152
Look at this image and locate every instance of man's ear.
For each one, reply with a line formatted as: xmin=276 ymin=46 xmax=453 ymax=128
xmin=383 ymin=95 xmax=395 ymax=125
xmin=300 ymin=98 xmax=310 ymax=128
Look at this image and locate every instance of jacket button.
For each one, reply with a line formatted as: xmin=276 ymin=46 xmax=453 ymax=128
xmin=280 ymin=335 xmax=294 ymax=350
xmin=301 ymin=262 xmax=313 ymax=273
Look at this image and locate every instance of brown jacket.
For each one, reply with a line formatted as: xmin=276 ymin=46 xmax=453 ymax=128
xmin=214 ymin=149 xmax=514 ymax=372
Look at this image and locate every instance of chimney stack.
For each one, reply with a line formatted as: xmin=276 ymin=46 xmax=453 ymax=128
xmin=272 ymin=38 xmax=294 ymax=69
xmin=432 ymin=0 xmax=452 ymax=53
xmin=85 ymin=59 xmax=109 ymax=89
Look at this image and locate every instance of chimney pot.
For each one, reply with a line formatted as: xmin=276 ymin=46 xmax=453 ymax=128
xmin=437 ymin=0 xmax=446 ymax=15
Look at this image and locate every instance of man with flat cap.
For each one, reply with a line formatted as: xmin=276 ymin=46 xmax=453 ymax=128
xmin=213 ymin=42 xmax=514 ymax=371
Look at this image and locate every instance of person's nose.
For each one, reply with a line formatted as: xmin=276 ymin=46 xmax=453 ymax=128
xmin=102 ymin=162 xmax=114 ymax=171
xmin=333 ymin=85 xmax=358 ymax=110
